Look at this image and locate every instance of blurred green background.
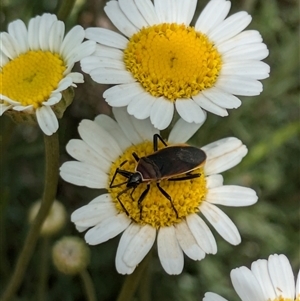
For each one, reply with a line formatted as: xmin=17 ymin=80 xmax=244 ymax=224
xmin=0 ymin=0 xmax=299 ymax=300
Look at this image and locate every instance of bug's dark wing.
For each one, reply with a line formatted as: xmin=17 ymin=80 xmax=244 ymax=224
xmin=146 ymin=146 xmax=206 ymax=179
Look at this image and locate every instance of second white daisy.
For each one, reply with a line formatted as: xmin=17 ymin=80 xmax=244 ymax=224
xmin=60 ymin=108 xmax=258 ymax=275
xmin=81 ymin=0 xmax=270 ymax=130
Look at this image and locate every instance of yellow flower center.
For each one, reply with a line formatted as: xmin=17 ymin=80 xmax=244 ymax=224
xmin=0 ymin=50 xmax=66 ymax=108
xmin=108 ymin=140 xmax=207 ymax=228
xmin=270 ymin=297 xmax=298 ymax=301
xmin=124 ymin=23 xmax=222 ymax=101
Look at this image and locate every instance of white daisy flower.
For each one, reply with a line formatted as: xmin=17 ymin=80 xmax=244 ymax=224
xmin=81 ymin=0 xmax=270 ymax=130
xmin=0 ymin=13 xmax=96 ymax=135
xmin=60 ymin=107 xmax=257 ymax=275
xmin=203 ymin=254 xmax=300 ymax=301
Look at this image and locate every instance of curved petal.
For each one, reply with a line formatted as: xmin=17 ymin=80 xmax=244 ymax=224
xmin=85 ymin=28 xmax=128 ymax=49
xmin=8 ymin=19 xmax=28 ymax=54
xmin=175 ymin=219 xmax=205 ymax=261
xmin=104 ymin=0 xmax=138 ymax=37
xmin=186 ymin=214 xmax=217 ymax=254
xmin=84 ymin=213 xmax=131 ymax=245
xmin=39 ymin=14 xmax=57 ymax=51
xmin=203 ymin=292 xmax=228 ymax=301
xmin=205 ymin=174 xmax=224 ymax=189
xmin=134 ymin=0 xmax=159 ymax=25
xmin=176 ymin=0 xmax=197 ymax=25
xmin=36 ymin=106 xmax=58 ymax=136
xmin=195 ymin=0 xmax=231 ymax=34
xmin=193 ymin=93 xmax=228 ymax=116
xmin=230 ymin=267 xmax=265 ymax=301
xmin=150 ymin=97 xmax=174 ymax=130
xmin=127 ymin=92 xmax=156 ymax=120
xmin=0 ymin=33 xmax=19 ymax=59
xmin=116 ymin=223 xmax=141 ymax=274
xmin=157 ymin=226 xmax=184 ymax=274
xmin=268 ymin=254 xmax=295 ymax=299
xmin=123 ymin=224 xmax=156 ymax=267
xmin=168 ymin=116 xmax=206 ymax=144
xmin=200 ymin=202 xmax=241 ymax=245
xmin=175 ymin=98 xmax=207 ymax=123
xmin=60 ymin=161 xmax=107 ymax=188
xmin=49 ymin=20 xmax=65 ymax=53
xmin=206 ymin=186 xmax=258 ymax=207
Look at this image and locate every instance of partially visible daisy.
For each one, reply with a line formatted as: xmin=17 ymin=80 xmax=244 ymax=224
xmin=203 ymin=254 xmax=300 ymax=301
xmin=81 ymin=0 xmax=270 ymax=130
xmin=60 ymin=107 xmax=258 ymax=275
xmin=0 ymin=13 xmax=96 ymax=135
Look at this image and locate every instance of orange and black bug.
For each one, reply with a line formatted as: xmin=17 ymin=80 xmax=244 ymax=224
xmin=110 ymin=134 xmax=207 ymax=219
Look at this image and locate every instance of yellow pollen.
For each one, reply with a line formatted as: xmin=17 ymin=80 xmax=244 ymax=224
xmin=0 ymin=50 xmax=66 ymax=108
xmin=108 ymin=141 xmax=207 ymax=228
xmin=124 ymin=23 xmax=222 ymax=101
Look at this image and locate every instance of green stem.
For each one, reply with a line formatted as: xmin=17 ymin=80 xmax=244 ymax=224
xmin=37 ymin=237 xmax=50 ymax=301
xmin=116 ymin=250 xmax=152 ymax=301
xmin=1 ymin=132 xmax=59 ymax=301
xmin=79 ymin=269 xmax=97 ymax=301
xmin=57 ymin=0 xmax=77 ymax=21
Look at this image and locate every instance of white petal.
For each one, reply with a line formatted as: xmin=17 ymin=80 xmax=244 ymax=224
xmin=0 ymin=33 xmax=19 ymax=59
xmin=175 ymin=98 xmax=207 ymax=124
xmin=209 ymin=12 xmax=252 ymax=45
xmin=93 ymin=44 xmax=124 ymax=60
xmin=85 ymin=28 xmax=128 ymax=49
xmin=60 ymin=161 xmax=107 ymax=188
xmin=12 ymin=105 xmax=34 ymax=112
xmin=89 ymin=194 xmax=112 ymax=204
xmin=60 ymin=25 xmax=85 ymax=59
xmin=206 ymin=186 xmax=258 ymax=207
xmin=0 ymin=50 xmax=9 ymax=67
xmin=66 ymin=72 xmax=84 ymax=84
xmin=116 ymin=223 xmax=141 ymax=274
xmin=43 ymin=95 xmax=62 ymax=106
xmin=154 ymin=0 xmax=176 ymax=23
xmin=104 ymin=0 xmax=138 ymax=37
xmin=103 ymin=82 xmax=144 ymax=107
xmin=123 ymin=224 xmax=156 ymax=267
xmin=175 ymin=219 xmax=205 ymax=261
xmin=216 ymin=75 xmax=263 ymax=96
xmin=186 ymin=214 xmax=217 ymax=254
xmin=28 ymin=15 xmax=42 ymax=50
xmin=203 ymin=292 xmax=228 ymax=301
xmin=268 ymin=254 xmax=295 ymax=298
xmin=200 ymin=202 xmax=241 ymax=245
xmin=205 ymin=174 xmax=224 ymax=189
xmin=90 ymin=68 xmax=135 ymax=84
xmin=168 ymin=116 xmax=206 ymax=144
xmin=0 ymin=104 xmax=12 ymax=115
xmin=49 ymin=20 xmax=65 ymax=53
xmin=157 ymin=226 xmax=184 ymax=275
xmin=195 ymin=0 xmax=231 ymax=34
xmin=130 ymin=117 xmax=159 ymax=142
xmin=66 ymin=40 xmax=96 ymax=64
xmin=66 ymin=139 xmax=111 ymax=172
xmin=134 ymin=0 xmax=159 ymax=25
xmin=71 ymin=201 xmax=118 ymax=227
xmin=112 ymin=107 xmax=147 ymax=145
xmin=220 ymin=61 xmax=270 ymax=80
xmin=204 ymin=145 xmax=248 ymax=174
xmin=36 ymin=106 xmax=58 ymax=136
xmin=78 ymin=119 xmax=122 ymax=161
xmin=39 ymin=14 xmax=57 ymax=51
xmin=84 ymin=213 xmax=131 ymax=245
xmin=193 ymin=94 xmax=228 ymax=116
xmin=52 ymin=77 xmax=73 ymax=93
xmin=8 ymin=19 xmax=28 ymax=54
xmin=119 ymin=0 xmax=148 ymax=28
xmin=0 ymin=94 xmax=20 ymax=105
xmin=230 ymin=267 xmax=265 ymax=301
xmin=176 ymin=0 xmax=197 ymax=25
xmin=202 ymin=87 xmax=242 ymax=109
xmin=150 ymin=97 xmax=174 ymax=130
xmin=296 ymin=270 xmax=300 ymax=297
xmin=217 ymin=30 xmax=263 ymax=53
xmin=94 ymin=114 xmax=131 ymax=151
xmin=222 ymin=43 xmax=269 ymax=61
xmin=127 ymin=92 xmax=156 ymax=119
xmin=251 ymin=259 xmax=276 ymax=300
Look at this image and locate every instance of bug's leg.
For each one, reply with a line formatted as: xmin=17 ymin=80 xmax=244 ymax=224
xmin=110 ymin=168 xmax=134 ymax=188
xmin=132 ymin=152 xmax=140 ymax=162
xmin=137 ymin=184 xmax=151 ymax=220
xmin=153 ymin=134 xmax=168 ymax=151
xmin=115 ymin=187 xmax=132 ymax=216
xmin=156 ymin=183 xmax=178 ymax=218
xmin=168 ymin=173 xmax=201 ymax=182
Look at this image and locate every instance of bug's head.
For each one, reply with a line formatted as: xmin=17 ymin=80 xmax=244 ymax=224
xmin=127 ymin=172 xmax=143 ymax=188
